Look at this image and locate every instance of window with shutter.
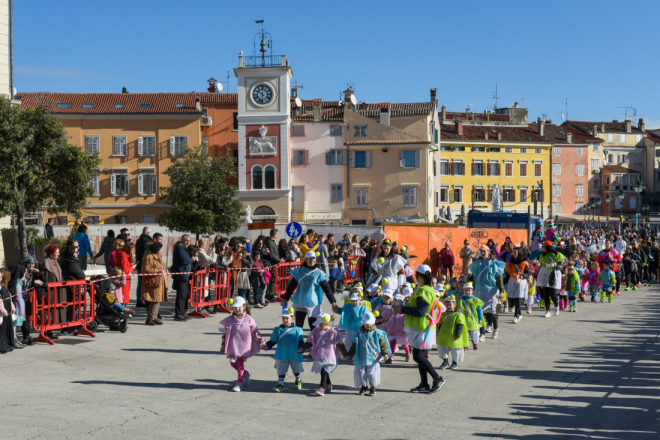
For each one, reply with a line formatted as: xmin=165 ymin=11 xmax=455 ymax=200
xmin=264 ymin=166 xmax=275 ymax=189
xmin=403 ymin=188 xmax=417 ymax=207
xmin=330 ymin=125 xmax=343 ymax=136
xmin=520 ymin=188 xmax=527 ymax=202
xmin=138 ymin=174 xmax=144 ymax=195
xmin=139 ymin=136 xmax=156 ymax=156
xmin=577 ymin=164 xmax=584 ymax=176
xmin=534 ymin=163 xmax=542 ymax=177
xmin=354 ymin=125 xmax=368 ymax=138
xmin=455 ymin=188 xmax=462 ymax=203
xmin=354 ymin=151 xmax=367 ymax=168
xmin=330 ymin=184 xmax=343 ymax=202
xmin=86 ymin=136 xmax=99 ymax=155
xmin=520 ymin=162 xmax=527 ymax=177
xmin=402 ymin=150 xmax=416 ymax=168
xmin=365 ymin=151 xmax=372 ymax=168
xmin=113 ymin=136 xmax=127 ymax=156
xmin=505 ymin=162 xmax=513 ymax=177
xmin=355 ymin=188 xmax=368 ymax=207
xmin=171 ymin=135 xmax=187 ymax=156
xmin=88 ymin=173 xmax=100 ymax=196
xmin=291 ymin=126 xmax=305 ymax=137
xmin=112 ymin=172 xmax=129 ymax=196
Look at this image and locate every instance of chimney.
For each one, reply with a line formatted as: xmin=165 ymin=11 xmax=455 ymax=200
xmin=441 ymin=105 xmax=447 ymax=121
xmin=497 ymin=132 xmax=502 ymax=141
xmin=195 ymin=98 xmax=201 ymax=111
xmin=455 ymin=120 xmax=463 ymax=136
xmin=593 ymin=124 xmax=598 ymax=137
xmin=567 ymin=132 xmax=573 ymax=143
xmin=466 ymin=108 xmax=469 ymax=121
xmin=379 ymin=103 xmax=391 ymax=126
xmin=484 ymin=132 xmax=489 ymax=140
xmin=537 ymin=116 xmax=542 ymax=123
xmin=312 ymin=99 xmax=322 ymax=122
xmin=343 ymin=89 xmax=354 ymax=110
xmin=639 ymin=118 xmax=645 ymax=131
xmin=207 ymin=77 xmax=218 ymax=93
xmin=514 ymin=102 xmax=519 ymax=108
xmin=430 ymin=88 xmax=437 ymax=103
xmin=538 ymin=121 xmax=545 ymax=136
xmin=601 ymin=122 xmax=606 ymax=132
xmin=625 ymin=119 xmax=632 ymax=133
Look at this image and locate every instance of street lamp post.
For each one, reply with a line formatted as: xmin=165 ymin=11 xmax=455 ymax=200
xmin=597 ymin=197 xmax=602 ymax=226
xmin=633 ymin=179 xmax=645 ymax=231
xmin=606 ymin=194 xmax=611 ymax=229
xmin=618 ymin=189 xmax=625 ymax=230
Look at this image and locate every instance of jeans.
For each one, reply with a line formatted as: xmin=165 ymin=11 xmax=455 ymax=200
xmin=175 ymin=281 xmax=189 ymax=317
xmin=111 ymin=303 xmax=126 ymax=313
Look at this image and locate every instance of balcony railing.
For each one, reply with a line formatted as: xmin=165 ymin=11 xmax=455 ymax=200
xmin=239 ymin=54 xmax=287 ymax=68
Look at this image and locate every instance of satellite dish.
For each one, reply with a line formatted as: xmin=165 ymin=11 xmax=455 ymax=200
xmin=217 ymin=83 xmax=224 ymax=92
xmin=295 ymin=97 xmax=302 ymax=108
xmin=12 ymin=87 xmax=17 ymax=97
xmin=350 ymin=94 xmax=357 ymax=106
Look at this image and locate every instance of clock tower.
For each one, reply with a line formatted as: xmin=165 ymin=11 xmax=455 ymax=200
xmin=234 ymin=25 xmax=293 ymax=223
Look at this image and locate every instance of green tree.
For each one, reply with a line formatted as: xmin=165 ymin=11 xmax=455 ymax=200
xmin=0 ymin=96 xmax=102 ymax=260
xmin=159 ymin=145 xmax=244 ymax=239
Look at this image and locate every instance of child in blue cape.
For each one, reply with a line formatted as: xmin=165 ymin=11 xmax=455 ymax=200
xmin=366 ymin=283 xmax=384 ymax=311
xmin=342 ymin=311 xmax=390 ymax=396
xmin=262 ymin=307 xmax=305 ymax=392
xmin=333 ymin=288 xmax=369 ymax=345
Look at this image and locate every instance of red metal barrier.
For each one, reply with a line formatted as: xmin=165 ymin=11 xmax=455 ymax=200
xmin=271 ymin=261 xmax=301 ymax=302
xmin=187 ymin=269 xmax=232 ymax=318
xmin=29 ymin=279 xmax=96 ymax=345
xmin=344 ymin=256 xmax=364 ymax=286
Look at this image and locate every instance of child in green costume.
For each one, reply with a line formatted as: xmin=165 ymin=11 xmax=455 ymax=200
xmin=457 ymin=282 xmax=484 ymax=350
xmin=437 ymin=294 xmax=469 ymax=370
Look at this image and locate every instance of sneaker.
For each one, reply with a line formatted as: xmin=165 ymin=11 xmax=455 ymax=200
xmin=273 ymin=384 xmax=284 ymax=393
xmin=405 ymin=355 xmax=411 ymax=362
xmin=358 ymin=386 xmax=367 ymax=395
xmin=473 ymin=344 xmax=478 ymax=350
xmin=325 ymin=384 xmax=332 ymax=394
xmin=430 ymin=377 xmax=446 ymax=393
xmin=492 ymin=329 xmax=499 ymax=339
xmin=384 ymin=358 xmax=393 ymax=364
xmin=479 ymin=334 xmax=486 ymax=342
xmin=554 ymin=308 xmax=559 ymax=317
xmin=439 ymin=359 xmax=449 ymax=369
xmin=450 ymin=362 xmax=458 ymax=370
xmin=591 ymin=296 xmax=596 ymax=302
xmin=367 ymin=387 xmax=376 ymax=397
xmin=294 ymin=379 xmax=302 ymax=390
xmin=504 ymin=307 xmax=509 ymax=313
xmin=632 ymin=286 xmax=638 ymax=291
xmin=243 ymin=370 xmax=250 ymax=388
xmin=410 ymin=384 xmax=430 ymax=393
xmin=636 ymin=284 xmax=642 ymax=288
xmin=624 ymin=287 xmax=631 ymax=291
xmin=526 ymin=309 xmax=532 ymax=314
xmin=315 ymin=387 xmax=325 ymax=396
xmin=600 ymin=298 xmax=605 ymax=303
xmin=232 ymin=382 xmax=243 ymax=392
xmin=485 ymin=326 xmax=493 ymax=333
xmin=517 ymin=315 xmax=522 ymax=322
xmin=645 ymin=283 xmax=651 ymax=287
xmin=544 ymin=311 xmax=551 ymax=318
xmin=173 ymin=315 xmax=187 ymax=322
xmin=513 ymin=317 xmax=518 ymax=324
xmin=608 ymin=299 xmax=613 ymax=303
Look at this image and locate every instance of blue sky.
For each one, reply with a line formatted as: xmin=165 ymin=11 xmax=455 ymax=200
xmin=12 ymin=0 xmax=660 ymax=126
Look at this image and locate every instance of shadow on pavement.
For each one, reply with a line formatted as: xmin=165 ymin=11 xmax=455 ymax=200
xmin=468 ymin=293 xmax=660 ymax=439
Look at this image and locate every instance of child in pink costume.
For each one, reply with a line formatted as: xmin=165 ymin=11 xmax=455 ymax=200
xmin=300 ymin=313 xmax=346 ymax=396
xmin=374 ymin=289 xmax=395 ymax=327
xmin=219 ymin=296 xmax=263 ymax=392
xmin=380 ymin=293 xmax=415 ymax=364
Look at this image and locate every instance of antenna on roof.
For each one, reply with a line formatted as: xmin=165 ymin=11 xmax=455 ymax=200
xmin=618 ymin=105 xmax=634 ymax=122
xmin=253 ymin=20 xmax=272 ymax=67
xmin=565 ymin=98 xmax=568 ymax=121
xmin=492 ymin=82 xmax=499 ymax=110
xmin=291 ymin=80 xmax=304 ymax=98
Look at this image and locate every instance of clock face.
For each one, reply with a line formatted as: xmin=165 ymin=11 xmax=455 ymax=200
xmin=252 ymin=84 xmax=274 ymax=105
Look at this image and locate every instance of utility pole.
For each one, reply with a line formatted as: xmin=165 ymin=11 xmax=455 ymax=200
xmin=9 ymin=0 xmax=13 ymax=99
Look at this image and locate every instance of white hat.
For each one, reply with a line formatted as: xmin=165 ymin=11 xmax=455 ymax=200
xmin=231 ymin=296 xmax=246 ymax=308
xmin=352 ymin=285 xmax=364 ymax=292
xmin=361 ymin=312 xmax=376 ymax=325
xmin=382 ymin=289 xmax=394 ymax=298
xmin=313 ymin=313 xmax=331 ymax=326
xmin=349 ymin=291 xmax=362 ymax=301
xmin=416 ymin=264 xmax=432 ymax=275
xmin=280 ymin=306 xmax=294 ymax=317
xmin=402 ymin=286 xmax=413 ymax=297
xmin=305 ymin=250 xmax=317 ymax=259
xmin=366 ymin=283 xmax=379 ymax=293
xmin=394 ymin=293 xmax=405 ymax=302
xmin=442 ymin=294 xmax=456 ymax=303
xmin=463 ymin=282 xmax=474 ymax=290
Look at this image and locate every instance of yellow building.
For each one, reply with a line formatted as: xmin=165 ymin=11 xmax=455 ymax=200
xmin=439 ymin=120 xmax=556 ymax=217
xmin=19 ymin=92 xmax=203 ymax=224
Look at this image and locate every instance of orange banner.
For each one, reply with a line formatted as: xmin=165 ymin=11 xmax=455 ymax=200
xmin=384 ymin=226 xmax=528 ymax=277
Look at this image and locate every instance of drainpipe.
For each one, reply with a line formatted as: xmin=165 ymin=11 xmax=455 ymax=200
xmin=345 ymin=123 xmax=376 ymax=225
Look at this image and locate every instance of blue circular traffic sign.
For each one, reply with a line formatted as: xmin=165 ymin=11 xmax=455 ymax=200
xmin=286 ymin=222 xmax=302 ymax=238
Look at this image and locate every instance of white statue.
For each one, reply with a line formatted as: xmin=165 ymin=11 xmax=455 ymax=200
xmin=249 ymin=125 xmax=277 ymax=156
xmin=245 ymin=205 xmax=253 ymax=224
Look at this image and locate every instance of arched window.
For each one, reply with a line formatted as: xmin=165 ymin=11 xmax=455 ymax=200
xmin=252 ymin=165 xmax=263 ymax=189
xmin=265 ymin=165 xmax=276 ymax=189
xmin=254 ymin=206 xmax=276 ymax=216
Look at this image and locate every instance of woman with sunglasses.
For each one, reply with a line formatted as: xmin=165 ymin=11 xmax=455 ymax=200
xmin=468 ymin=245 xmax=506 ymax=340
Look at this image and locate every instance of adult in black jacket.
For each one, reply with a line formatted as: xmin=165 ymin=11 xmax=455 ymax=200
xmin=8 ymin=259 xmax=46 ymax=347
xmin=171 ymin=235 xmax=197 ymax=321
xmin=94 ymin=230 xmax=116 ymax=275
xmin=60 ymin=240 xmax=87 ymax=332
xmin=44 ymin=218 xmax=55 ymax=238
xmin=134 ymin=227 xmax=152 ymax=307
xmin=0 ymin=269 xmax=15 ymax=354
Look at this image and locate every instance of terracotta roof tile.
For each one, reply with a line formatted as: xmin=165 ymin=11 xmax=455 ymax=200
xmin=357 ymin=102 xmax=434 ymax=117
xmin=600 ymin=164 xmax=634 ymax=173
xmin=646 ymin=130 xmax=660 ymax=143
xmin=18 ymin=92 xmax=203 ymax=114
xmin=565 ymin=120 xmax=645 ymax=135
xmin=443 ymin=111 xmax=509 ymax=122
xmin=291 ymin=100 xmax=344 ymax=122
xmin=440 ymin=122 xmax=602 ymax=145
xmin=347 ymin=140 xmax=430 ymax=146
xmin=195 ymin=93 xmax=238 ymax=104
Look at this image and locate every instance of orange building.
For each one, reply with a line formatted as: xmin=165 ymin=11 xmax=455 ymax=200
xmin=19 ymin=92 xmax=203 ymax=224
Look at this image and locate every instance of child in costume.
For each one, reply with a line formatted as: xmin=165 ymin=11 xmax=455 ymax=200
xmin=587 ymin=261 xmax=601 ymax=302
xmin=598 ymin=260 xmax=617 ymax=303
xmin=334 ymin=289 xmax=370 ymax=346
xmin=343 ymin=311 xmax=390 ymax=396
xmin=458 ymin=282 xmax=483 ymax=350
xmin=300 ymin=313 xmax=344 ymax=396
xmin=544 ymin=219 xmax=558 ymax=244
xmin=374 ymin=289 xmax=394 ymax=325
xmin=219 ymin=296 xmax=262 ymax=392
xmin=110 ymin=267 xmax=127 ymax=304
xmin=557 ymin=268 xmax=569 ymax=311
xmin=526 ymin=273 xmax=537 ymax=314
xmin=366 ymin=283 xmax=384 ymax=311
xmin=262 ymin=307 xmax=305 ymax=392
xmin=380 ymin=293 xmax=410 ymax=363
xmin=102 ymin=282 xmax=135 ymax=316
xmin=437 ymin=294 xmax=469 ymax=370
xmin=564 ymin=264 xmax=581 ymax=312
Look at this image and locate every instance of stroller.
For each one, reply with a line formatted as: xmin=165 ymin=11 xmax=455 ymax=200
xmin=87 ymin=275 xmax=129 ymax=334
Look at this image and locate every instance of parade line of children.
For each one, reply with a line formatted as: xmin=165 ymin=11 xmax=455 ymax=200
xmin=217 ymin=220 xmax=643 ymax=396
